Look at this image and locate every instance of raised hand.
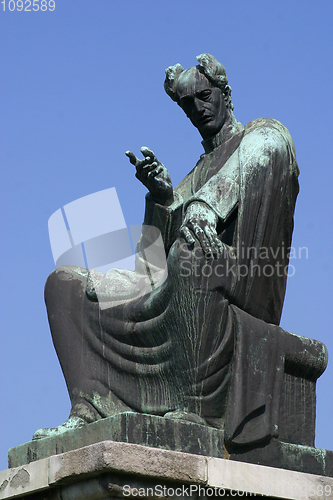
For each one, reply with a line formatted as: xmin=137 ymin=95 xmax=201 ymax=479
xmin=126 ymin=147 xmax=174 ymax=206
xmin=180 ymin=201 xmax=223 ymax=257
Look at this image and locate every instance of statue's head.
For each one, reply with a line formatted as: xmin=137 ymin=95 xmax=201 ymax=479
xmin=164 ymin=53 xmax=233 ymax=140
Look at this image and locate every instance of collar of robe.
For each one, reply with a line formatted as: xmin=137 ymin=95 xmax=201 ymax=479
xmin=201 ymin=114 xmax=244 ymax=154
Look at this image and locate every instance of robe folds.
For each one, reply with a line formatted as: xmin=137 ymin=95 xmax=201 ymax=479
xmin=45 ymin=117 xmax=299 ymax=446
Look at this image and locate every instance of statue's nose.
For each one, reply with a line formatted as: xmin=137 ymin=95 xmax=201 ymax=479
xmin=193 ymin=97 xmax=205 ymax=117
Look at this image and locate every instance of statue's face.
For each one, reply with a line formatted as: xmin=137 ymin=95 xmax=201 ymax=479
xmin=176 ymin=67 xmax=227 ymax=140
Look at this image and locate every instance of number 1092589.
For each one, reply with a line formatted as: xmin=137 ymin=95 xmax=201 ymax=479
xmin=1 ymin=0 xmax=55 ymax=10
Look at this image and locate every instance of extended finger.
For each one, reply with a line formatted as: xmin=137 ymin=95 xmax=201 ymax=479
xmin=125 ymin=151 xmax=139 ymax=166
xmin=140 ymin=147 xmax=156 ymax=162
xmin=188 ymin=223 xmax=212 ymax=255
xmin=148 ymin=166 xmax=163 ymax=178
xmin=204 ymin=228 xmax=223 ymax=255
xmin=142 ymin=162 xmax=158 ymax=175
xmin=209 ymin=238 xmax=223 ymax=258
xmin=136 ymin=155 xmax=156 ymax=173
xmin=134 ymin=158 xmax=154 ymax=177
xmin=180 ymin=225 xmax=195 ymax=245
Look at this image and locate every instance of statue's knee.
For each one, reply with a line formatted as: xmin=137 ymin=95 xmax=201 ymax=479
xmin=45 ymin=265 xmax=88 ymax=300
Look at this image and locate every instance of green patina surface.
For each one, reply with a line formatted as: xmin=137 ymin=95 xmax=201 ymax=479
xmin=8 ymin=412 xmax=333 ymax=477
xmin=8 ymin=412 xmax=225 ymax=468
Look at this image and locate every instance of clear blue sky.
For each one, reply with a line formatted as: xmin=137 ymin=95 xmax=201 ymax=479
xmin=1 ymin=0 xmax=332 ymax=471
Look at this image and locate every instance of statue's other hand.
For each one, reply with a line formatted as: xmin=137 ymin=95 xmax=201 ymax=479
xmin=126 ymin=147 xmax=174 ymax=206
xmin=180 ymin=201 xmax=222 ymax=258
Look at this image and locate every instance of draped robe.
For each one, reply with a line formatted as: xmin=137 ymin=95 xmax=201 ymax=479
xmin=45 ymin=117 xmax=299 ymax=446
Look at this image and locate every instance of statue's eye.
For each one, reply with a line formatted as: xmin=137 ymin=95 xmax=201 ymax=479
xmin=197 ymin=90 xmax=211 ymax=101
xmin=180 ymin=97 xmax=193 ymax=111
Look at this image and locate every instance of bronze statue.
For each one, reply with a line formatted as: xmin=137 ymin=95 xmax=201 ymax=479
xmin=34 ymin=53 xmax=301 ymax=447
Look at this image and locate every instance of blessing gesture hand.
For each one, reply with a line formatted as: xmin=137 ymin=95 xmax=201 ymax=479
xmin=126 ymin=147 xmax=174 ymax=206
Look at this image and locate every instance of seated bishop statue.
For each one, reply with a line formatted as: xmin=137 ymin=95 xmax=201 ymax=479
xmin=33 ymin=53 xmax=302 ymax=448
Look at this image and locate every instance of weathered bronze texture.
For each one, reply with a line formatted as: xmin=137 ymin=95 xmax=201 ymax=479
xmin=30 ymin=54 xmax=329 ymax=471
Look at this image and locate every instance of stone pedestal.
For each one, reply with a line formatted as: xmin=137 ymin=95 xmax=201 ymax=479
xmin=3 ymin=332 xmax=332 ymax=498
xmin=8 ymin=413 xmax=333 ymax=478
xmin=1 ymin=440 xmax=333 ymax=500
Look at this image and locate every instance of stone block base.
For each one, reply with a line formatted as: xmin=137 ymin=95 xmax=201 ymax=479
xmin=1 ymin=440 xmax=333 ymax=500
xmin=8 ymin=412 xmax=333 ymax=477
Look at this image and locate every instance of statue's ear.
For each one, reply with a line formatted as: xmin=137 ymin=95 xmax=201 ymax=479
xmin=164 ymin=63 xmax=184 ymax=102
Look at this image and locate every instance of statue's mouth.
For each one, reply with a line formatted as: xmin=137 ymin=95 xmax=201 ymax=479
xmin=198 ymin=115 xmax=212 ymax=125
